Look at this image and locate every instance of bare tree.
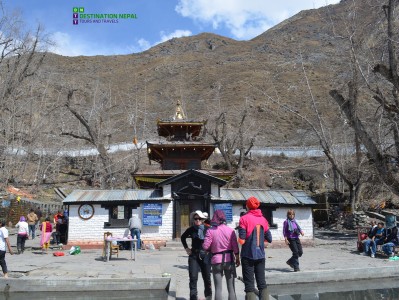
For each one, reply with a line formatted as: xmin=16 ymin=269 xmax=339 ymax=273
xmin=329 ymin=0 xmax=399 ymax=197
xmin=60 ymin=84 xmax=144 ymax=188
xmin=0 ymin=2 xmax=51 ymax=186
xmin=207 ymin=106 xmax=258 ymax=184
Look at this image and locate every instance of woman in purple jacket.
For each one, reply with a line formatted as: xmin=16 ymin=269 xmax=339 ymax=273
xmin=283 ymin=209 xmax=304 ymax=272
xmin=203 ymin=210 xmax=240 ymax=300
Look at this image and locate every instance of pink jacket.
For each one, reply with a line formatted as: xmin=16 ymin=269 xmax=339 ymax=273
xmin=202 ymin=224 xmax=239 ymax=264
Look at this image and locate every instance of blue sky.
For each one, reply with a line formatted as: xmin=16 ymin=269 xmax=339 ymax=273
xmin=4 ymin=0 xmax=340 ymax=57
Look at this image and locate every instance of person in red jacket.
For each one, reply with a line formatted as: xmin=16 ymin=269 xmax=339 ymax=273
xmin=238 ymin=196 xmax=272 ymax=300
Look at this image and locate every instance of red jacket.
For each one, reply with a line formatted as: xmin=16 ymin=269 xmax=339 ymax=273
xmin=238 ymin=209 xmax=272 ymax=260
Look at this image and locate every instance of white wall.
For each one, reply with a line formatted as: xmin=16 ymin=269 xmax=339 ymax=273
xmin=272 ymin=207 xmax=314 ymax=241
xmin=208 ymin=204 xmax=313 ymax=242
xmin=209 ymin=204 xmax=245 ymax=229
xmin=68 ymin=201 xmax=174 ymax=243
xmin=68 ymin=205 xmax=112 ymax=242
xmin=211 ymin=184 xmax=219 ymax=197
xmin=140 ymin=201 xmax=174 ymax=239
xmin=163 ymin=185 xmax=171 ymax=198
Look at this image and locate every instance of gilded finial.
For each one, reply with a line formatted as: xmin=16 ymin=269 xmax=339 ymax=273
xmin=174 ymin=100 xmax=186 ymax=120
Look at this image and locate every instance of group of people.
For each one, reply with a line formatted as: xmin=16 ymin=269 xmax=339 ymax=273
xmin=362 ymin=220 xmax=399 ymax=258
xmin=181 ymin=196 xmax=304 ymax=300
xmin=0 ymin=207 xmax=68 ymax=279
xmin=14 ymin=207 xmax=44 ymax=255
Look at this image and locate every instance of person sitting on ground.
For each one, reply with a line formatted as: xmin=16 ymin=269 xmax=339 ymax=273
xmin=15 ymin=216 xmax=29 ymax=254
xmin=363 ymin=220 xmax=378 ymax=256
xmin=370 ymin=222 xmax=386 ymax=258
xmin=382 ymin=226 xmax=399 ymax=257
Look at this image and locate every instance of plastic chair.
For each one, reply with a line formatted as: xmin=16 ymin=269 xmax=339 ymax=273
xmin=103 ymin=232 xmax=119 ymax=259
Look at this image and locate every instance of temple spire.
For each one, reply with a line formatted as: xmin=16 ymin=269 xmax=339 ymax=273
xmin=174 ymin=100 xmax=186 ymax=120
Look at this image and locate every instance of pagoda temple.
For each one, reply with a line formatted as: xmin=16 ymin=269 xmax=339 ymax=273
xmin=63 ymin=100 xmax=316 ymax=246
xmin=133 ymin=100 xmax=234 ymax=189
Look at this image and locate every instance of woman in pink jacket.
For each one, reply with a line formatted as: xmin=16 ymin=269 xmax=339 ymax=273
xmin=203 ymin=210 xmax=240 ymax=300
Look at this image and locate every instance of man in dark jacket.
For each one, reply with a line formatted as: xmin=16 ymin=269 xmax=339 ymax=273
xmin=238 ymin=197 xmax=272 ymax=300
xmin=363 ymin=220 xmax=378 ymax=256
xmin=382 ymin=226 xmax=399 ymax=257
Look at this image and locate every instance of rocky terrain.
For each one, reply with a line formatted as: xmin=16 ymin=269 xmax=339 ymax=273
xmin=31 ymin=0 xmax=385 ymax=147
xmin=2 ymin=0 xmax=398 ymax=213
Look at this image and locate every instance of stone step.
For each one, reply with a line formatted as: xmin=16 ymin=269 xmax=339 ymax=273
xmin=159 ymin=239 xmax=187 ymax=251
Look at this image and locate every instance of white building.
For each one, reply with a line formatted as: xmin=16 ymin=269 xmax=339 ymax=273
xmin=63 ymin=170 xmax=316 ymax=248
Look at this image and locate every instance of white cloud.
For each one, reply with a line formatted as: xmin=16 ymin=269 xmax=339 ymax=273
xmin=49 ymin=31 xmax=131 ymax=56
xmin=159 ymin=29 xmax=192 ymax=43
xmin=176 ymin=0 xmax=341 ymax=40
xmin=50 ymin=29 xmax=193 ymax=56
xmin=128 ymin=29 xmax=192 ymax=53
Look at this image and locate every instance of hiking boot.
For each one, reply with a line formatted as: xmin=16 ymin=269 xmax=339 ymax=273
xmin=259 ymin=288 xmax=269 ymax=300
xmin=245 ymin=292 xmax=257 ymax=300
xmin=286 ymin=260 xmax=294 ymax=269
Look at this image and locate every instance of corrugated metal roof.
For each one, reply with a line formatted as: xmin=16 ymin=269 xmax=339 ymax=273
xmin=219 ymin=189 xmax=316 ymax=206
xmin=63 ymin=189 xmax=168 ymax=204
xmin=63 ymin=188 xmax=316 ymax=206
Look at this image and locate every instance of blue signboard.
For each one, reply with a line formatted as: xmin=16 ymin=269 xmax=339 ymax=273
xmin=213 ymin=203 xmax=233 ymax=222
xmin=142 ymin=203 xmax=162 ymax=226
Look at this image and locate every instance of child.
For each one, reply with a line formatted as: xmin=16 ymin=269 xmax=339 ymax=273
xmin=283 ymin=209 xmax=304 ymax=272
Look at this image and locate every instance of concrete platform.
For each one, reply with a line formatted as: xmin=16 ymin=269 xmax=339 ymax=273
xmin=1 ymin=228 xmax=399 ymax=299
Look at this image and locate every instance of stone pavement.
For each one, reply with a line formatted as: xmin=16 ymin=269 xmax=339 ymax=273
xmin=1 ymin=229 xmax=399 ymax=299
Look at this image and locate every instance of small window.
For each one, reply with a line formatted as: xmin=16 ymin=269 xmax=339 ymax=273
xmin=104 ymin=204 xmax=137 ymax=228
xmin=261 ymin=207 xmax=277 ymax=229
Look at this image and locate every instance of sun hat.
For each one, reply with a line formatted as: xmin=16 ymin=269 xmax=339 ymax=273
xmin=193 ymin=210 xmax=206 ymax=219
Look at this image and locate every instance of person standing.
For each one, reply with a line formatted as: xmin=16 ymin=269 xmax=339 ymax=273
xmin=128 ymin=214 xmax=142 ymax=250
xmin=283 ymin=209 xmax=305 ymax=272
xmin=26 ymin=209 xmax=38 ymax=239
xmin=34 ymin=207 xmax=43 ymax=222
xmin=15 ymin=216 xmax=29 ymax=254
xmin=181 ymin=210 xmax=212 ymax=300
xmin=40 ymin=217 xmax=53 ymax=254
xmin=0 ymin=220 xmax=14 ymax=278
xmin=238 ymin=196 xmax=272 ymax=300
xmin=203 ymin=210 xmax=240 ymax=300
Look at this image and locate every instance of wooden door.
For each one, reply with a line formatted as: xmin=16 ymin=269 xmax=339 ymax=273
xmin=175 ymin=200 xmax=203 ymax=238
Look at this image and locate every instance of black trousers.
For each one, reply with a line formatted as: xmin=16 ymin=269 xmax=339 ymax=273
xmin=241 ymin=257 xmax=266 ymax=293
xmin=17 ymin=234 xmax=27 ymax=252
xmin=287 ymin=238 xmax=303 ymax=269
xmin=188 ymin=254 xmax=212 ymax=300
xmin=0 ymin=250 xmax=7 ymax=274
